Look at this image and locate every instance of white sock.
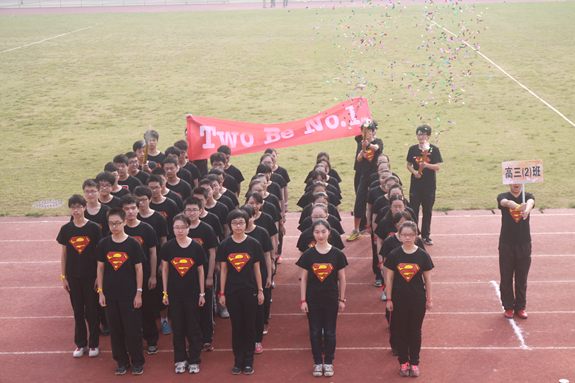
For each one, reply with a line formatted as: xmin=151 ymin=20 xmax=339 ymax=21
xmin=161 ymin=317 xmax=168 ymax=324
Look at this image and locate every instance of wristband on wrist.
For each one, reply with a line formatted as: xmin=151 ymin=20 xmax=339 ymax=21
xmin=386 ymin=298 xmax=392 ymax=302
xmin=427 ymin=298 xmax=433 ymax=302
xmin=136 ymin=288 xmax=143 ymax=293
xmin=299 ymin=300 xmax=306 ymax=307
xmin=339 ymin=298 xmax=346 ymax=303
xmin=60 ymin=275 xmax=66 ymax=282
xmin=163 ymin=291 xmax=168 ymax=299
xmin=377 ymin=261 xmax=383 ymax=267
xmin=199 ymin=293 xmax=205 ymax=297
xmin=96 ymin=288 xmax=103 ymax=293
xmin=218 ymin=292 xmax=225 ymax=298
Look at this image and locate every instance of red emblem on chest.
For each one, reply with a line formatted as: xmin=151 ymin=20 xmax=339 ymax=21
xmin=131 ymin=236 xmax=144 ymax=245
xmin=397 ymin=263 xmax=420 ymax=282
xmin=311 ymin=263 xmax=334 ymax=282
xmin=364 ymin=149 xmax=375 ymax=162
xmin=414 ymin=155 xmax=431 ymax=167
xmin=106 ymin=252 xmax=129 ymax=271
xmin=171 ymin=257 xmax=195 ymax=276
xmin=69 ymin=236 xmax=90 ymax=255
xmin=228 ymin=253 xmax=251 ymax=272
xmin=158 ymin=211 xmax=168 ymax=219
xmin=509 ymin=206 xmax=522 ymax=223
xmin=308 ymin=240 xmax=316 ymax=248
xmin=192 ymin=238 xmax=204 ymax=245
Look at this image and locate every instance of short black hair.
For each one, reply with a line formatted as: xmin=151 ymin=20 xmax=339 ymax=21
xmin=256 ymin=164 xmax=271 ymax=174
xmin=227 ymin=209 xmax=249 ymax=228
xmin=311 ymin=181 xmax=326 ymax=192
xmin=146 ymin=130 xmax=159 ymax=140
xmin=416 ymin=124 xmax=432 ymax=136
xmin=183 ymin=196 xmax=203 ymax=210
xmin=361 ymin=119 xmax=378 ymax=131
xmin=210 ymin=152 xmax=226 ymax=165
xmin=104 ymin=162 xmax=119 ymax=173
xmin=147 ymin=174 xmax=164 ymax=186
xmin=68 ymin=194 xmax=86 ymax=208
xmin=208 ymin=168 xmax=225 ymax=177
xmin=107 ymin=207 xmax=126 ymax=221
xmin=264 ymin=148 xmax=276 ymax=155
xmin=82 ymin=179 xmax=99 ymax=191
xmin=96 ymin=171 xmax=116 ymax=185
xmin=245 ymin=191 xmax=263 ymax=204
xmin=125 ymin=152 xmax=137 ymax=160
xmin=120 ymin=194 xmax=138 ymax=208
xmin=217 ymin=145 xmax=231 ymax=155
xmin=163 ymin=157 xmax=178 ymax=168
xmin=312 ymin=192 xmax=328 ymax=203
xmin=198 ymin=178 xmax=212 ymax=188
xmin=165 ymin=146 xmax=181 ymax=158
xmin=151 ymin=167 xmax=166 ymax=177
xmin=192 ymin=187 xmax=208 ymax=199
xmin=173 ymin=213 xmax=190 ymax=227
xmin=311 ymin=218 xmax=331 ymax=232
xmin=173 ymin=140 xmax=188 ymax=151
xmin=240 ymin=204 xmax=254 ymax=218
xmin=260 ymin=153 xmax=273 ymax=162
xmin=133 ymin=185 xmax=152 ymax=199
xmin=133 ymin=140 xmax=146 ymax=152
xmin=113 ymin=154 xmax=129 ymax=166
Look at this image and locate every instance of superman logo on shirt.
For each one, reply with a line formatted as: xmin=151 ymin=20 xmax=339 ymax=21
xmin=106 ymin=252 xmax=129 ymax=271
xmin=308 ymin=241 xmax=316 ymax=248
xmin=228 ymin=253 xmax=251 ymax=272
xmin=171 ymin=257 xmax=195 ymax=277
xmin=397 ymin=263 xmax=420 ymax=282
xmin=413 ymin=155 xmax=431 ymax=167
xmin=69 ymin=236 xmax=90 ymax=255
xmin=158 ymin=211 xmax=168 ymax=219
xmin=363 ymin=149 xmax=375 ymax=162
xmin=509 ymin=206 xmax=522 ymax=223
xmin=312 ymin=263 xmax=334 ymax=282
xmin=131 ymin=236 xmax=144 ymax=245
xmin=192 ymin=238 xmax=204 ymax=246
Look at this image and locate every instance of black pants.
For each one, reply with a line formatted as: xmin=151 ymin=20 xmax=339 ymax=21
xmin=69 ymin=277 xmax=99 ymax=348
xmin=409 ymin=190 xmax=435 ymax=239
xmin=141 ymin=282 xmax=159 ymax=347
xmin=372 ymin=235 xmax=382 ymax=280
xmin=200 ymin=286 xmax=214 ymax=344
xmin=278 ymin=229 xmax=284 ymax=256
xmin=105 ymin=298 xmax=145 ymax=367
xmin=169 ymin=299 xmax=202 ymax=364
xmin=255 ymin=287 xmax=272 ymax=342
xmin=499 ymin=243 xmax=532 ymax=311
xmin=353 ymin=172 xmax=371 ymax=222
xmin=391 ymin=299 xmax=426 ymax=366
xmin=226 ymin=289 xmax=258 ymax=368
xmin=307 ymin=301 xmax=338 ymax=365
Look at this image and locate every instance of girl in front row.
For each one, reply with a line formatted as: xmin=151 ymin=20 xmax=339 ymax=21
xmin=296 ymin=219 xmax=348 ymax=378
xmin=161 ymin=214 xmax=207 ymax=374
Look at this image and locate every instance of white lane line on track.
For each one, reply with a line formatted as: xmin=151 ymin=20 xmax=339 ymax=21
xmin=490 ymin=280 xmax=530 ymax=350
xmin=0 ymin=25 xmax=96 ymax=55
xmin=426 ymin=18 xmax=575 ymax=129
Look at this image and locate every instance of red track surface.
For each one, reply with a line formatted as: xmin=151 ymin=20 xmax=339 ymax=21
xmin=1 ymin=209 xmax=574 ymax=382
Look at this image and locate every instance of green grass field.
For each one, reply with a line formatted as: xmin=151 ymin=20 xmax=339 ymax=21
xmin=0 ymin=1 xmax=574 ymax=216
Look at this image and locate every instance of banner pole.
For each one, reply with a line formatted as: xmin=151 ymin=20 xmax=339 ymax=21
xmin=522 ymin=184 xmax=525 ymax=204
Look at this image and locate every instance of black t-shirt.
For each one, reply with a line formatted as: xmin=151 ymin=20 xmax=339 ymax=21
xmin=297 ymin=191 xmax=341 ymax=209
xmin=134 ymin=170 xmax=149 ymax=185
xmin=150 ymin=198 xmax=180 ymax=239
xmin=296 ymin=247 xmax=348 ymax=305
xmin=118 ymin=175 xmax=142 ymax=192
xmin=216 ymin=194 xmax=236 ymax=214
xmin=111 ymin=187 xmax=130 ymax=198
xmin=296 ymin=228 xmax=345 ymax=253
xmin=372 ymin=195 xmax=389 ymax=223
xmin=193 ymin=159 xmax=208 ymax=177
xmin=407 ymin=143 xmax=443 ymax=193
xmin=384 ymin=247 xmax=433 ymax=303
xmin=267 ymin=182 xmax=283 ymax=202
xmin=124 ymin=221 xmax=158 ymax=278
xmin=225 ymin=164 xmax=245 ymax=185
xmin=262 ymin=202 xmax=282 ymax=223
xmin=264 ymin=193 xmax=282 ymax=216
xmin=380 ymin=234 xmax=426 ymax=259
xmin=138 ymin=210 xmax=169 ymax=265
xmin=497 ymin=191 xmax=534 ymax=245
xmin=187 ymin=221 xmax=219 ymax=259
xmin=304 ymin=183 xmax=341 ymax=200
xmin=166 ymin=179 xmax=192 ymax=201
xmin=356 ymin=138 xmax=384 ymax=174
xmin=298 ymin=215 xmax=344 ymax=235
xmin=246 ymin=226 xmax=273 ymax=283
xmin=327 ymin=177 xmax=341 ymax=193
xmin=274 ymin=166 xmax=290 ymax=184
xmin=177 ymin=167 xmax=193 ymax=187
xmin=368 ymin=186 xmax=387 ymax=206
xmin=329 ymin=169 xmax=342 ymax=183
xmin=223 ymin=189 xmax=240 ymax=208
xmin=139 ymin=161 xmax=157 ymax=171
xmin=299 ymin=203 xmax=341 ymax=224
xmin=161 ymin=239 xmax=207 ymax=301
xmin=206 ymin=202 xmax=229 ymax=234
xmin=374 ymin=219 xmax=397 ymax=241
xmin=85 ymin=204 xmax=110 ymax=237
xmin=148 ymin=152 xmax=165 ymax=166
xmin=96 ymin=235 xmax=144 ymax=301
xmin=165 ymin=190 xmax=184 ymax=212
xmin=223 ymin=174 xmax=239 ymax=194
xmin=183 ymin=161 xmax=201 ymax=181
xmin=375 ymin=206 xmax=417 ymax=226
xmin=57 ymin=220 xmax=103 ymax=278
xmin=271 ymin=173 xmax=287 ymax=189
xmin=100 ymin=196 xmax=121 ymax=209
xmin=369 ymin=171 xmax=403 ymax=188
xmin=216 ymin=236 xmax=264 ymax=295
xmin=254 ymin=212 xmax=279 ymax=237
xmin=200 ymin=211 xmax=224 ymax=241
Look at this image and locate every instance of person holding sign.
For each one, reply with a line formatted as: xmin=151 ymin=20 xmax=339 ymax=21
xmin=406 ymin=125 xmax=442 ymax=245
xmin=497 ymin=184 xmax=535 ymax=319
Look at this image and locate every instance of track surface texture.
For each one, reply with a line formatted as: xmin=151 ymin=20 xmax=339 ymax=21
xmin=1 ymin=209 xmax=574 ymax=382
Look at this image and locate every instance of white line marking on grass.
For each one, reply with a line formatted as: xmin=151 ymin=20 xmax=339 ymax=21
xmin=427 ymin=18 xmax=575 ymax=129
xmin=0 ymin=26 xmax=97 ymax=55
xmin=490 ymin=280 xmax=530 ymax=350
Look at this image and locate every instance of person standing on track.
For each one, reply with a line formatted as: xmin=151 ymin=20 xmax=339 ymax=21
xmin=497 ymin=183 xmax=535 ymax=319
xmin=384 ymin=221 xmax=433 ymax=378
xmin=297 ymin=219 xmax=348 ymax=378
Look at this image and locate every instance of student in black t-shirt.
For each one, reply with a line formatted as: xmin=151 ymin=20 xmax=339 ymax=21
xmin=204 ymin=175 xmax=236 ymax=213
xmin=96 ymin=171 xmax=121 ymax=209
xmin=247 ymin=180 xmax=282 ymax=262
xmin=96 ymin=207 xmax=146 ymax=375
xmin=384 ymin=221 xmax=433 ymax=378
xmin=183 ymin=197 xmax=218 ymax=351
xmin=114 ymin=154 xmax=142 ymax=192
xmin=261 ymin=152 xmax=288 ymax=212
xmin=58 ymin=194 xmax=103 ymax=358
xmin=255 ymin=164 xmax=284 ymax=211
xmin=133 ymin=140 xmax=157 ymax=175
xmin=126 ymin=151 xmax=149 ymax=185
xmin=246 ymin=191 xmax=279 ymax=264
xmin=298 ymin=181 xmax=341 ymax=210
xmin=210 ymin=167 xmax=240 ymax=206
xmin=210 ymin=153 xmax=239 ymax=197
xmin=497 ymin=184 xmax=535 ymax=319
xmin=163 ymin=157 xmax=192 ymax=201
xmin=104 ymin=162 xmax=131 ymax=198
xmin=193 ymin=187 xmax=225 ymax=242
xmin=218 ymin=145 xmax=245 ymax=195
xmin=82 ymin=179 xmax=110 ymax=237
xmin=174 ymin=140 xmax=201 ymax=188
xmin=304 ymin=152 xmax=343 ymax=184
xmin=216 ymin=209 xmax=265 ymax=375
xmin=120 ymin=194 xmax=160 ymax=355
xmin=265 ymin=148 xmax=291 ymax=211
xmin=165 ymin=146 xmax=194 ymax=187
xmin=296 ymin=219 xmax=348 ymax=378
xmin=161 ymin=214 xmax=207 ymax=374
xmin=151 ymin=167 xmax=184 ymax=211
xmin=198 ymin=181 xmax=230 ymax=238
xmin=296 ymin=204 xmax=345 ymax=254
xmin=299 ymin=192 xmax=341 ymax=225
xmin=145 ymin=129 xmax=165 ymax=166
xmin=406 ymin=125 xmax=443 ymax=245
xmin=240 ymin=205 xmax=273 ymax=354
xmin=147 ymin=174 xmax=180 ymax=240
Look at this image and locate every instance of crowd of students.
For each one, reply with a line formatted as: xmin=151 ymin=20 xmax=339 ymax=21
xmin=57 ymin=123 xmax=442 ymax=378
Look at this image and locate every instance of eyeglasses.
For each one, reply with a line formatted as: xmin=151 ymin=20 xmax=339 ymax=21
xmin=184 ymin=208 xmax=200 ymax=214
xmin=84 ymin=190 xmax=98 ymax=195
xmin=149 ymin=186 xmax=161 ymax=191
xmin=136 ymin=198 xmax=149 ymax=203
xmin=99 ymin=184 xmax=111 ymax=189
xmin=70 ymin=206 xmax=84 ymax=211
xmin=108 ymin=221 xmax=125 ymax=227
xmin=311 ymin=215 xmax=327 ymax=220
xmin=128 ymin=161 xmax=139 ymax=165
xmin=231 ymin=221 xmax=246 ymax=227
xmin=174 ymin=226 xmax=189 ymax=231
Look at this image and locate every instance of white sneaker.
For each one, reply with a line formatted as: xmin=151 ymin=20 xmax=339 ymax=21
xmin=312 ymin=364 xmax=323 ymax=377
xmin=73 ymin=347 xmax=87 ymax=358
xmin=88 ymin=347 xmax=99 ymax=357
xmin=189 ymin=364 xmax=200 ymax=374
xmin=324 ymin=364 xmax=334 ymax=377
xmin=175 ymin=361 xmax=188 ymax=374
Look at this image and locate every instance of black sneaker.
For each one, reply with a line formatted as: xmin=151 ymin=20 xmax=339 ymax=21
xmin=147 ymin=345 xmax=158 ymax=355
xmin=423 ymin=237 xmax=434 ymax=245
xmin=101 ymin=325 xmax=110 ymax=336
xmin=115 ymin=364 xmax=130 ymax=375
xmin=244 ymin=366 xmax=254 ymax=375
xmin=231 ymin=366 xmax=242 ymax=375
xmin=132 ymin=365 xmax=143 ymax=375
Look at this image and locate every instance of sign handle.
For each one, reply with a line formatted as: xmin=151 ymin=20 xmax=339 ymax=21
xmin=522 ymin=184 xmax=525 ymax=204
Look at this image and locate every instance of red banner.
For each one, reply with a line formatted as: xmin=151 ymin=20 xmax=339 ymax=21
xmin=186 ymin=97 xmax=371 ymax=160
